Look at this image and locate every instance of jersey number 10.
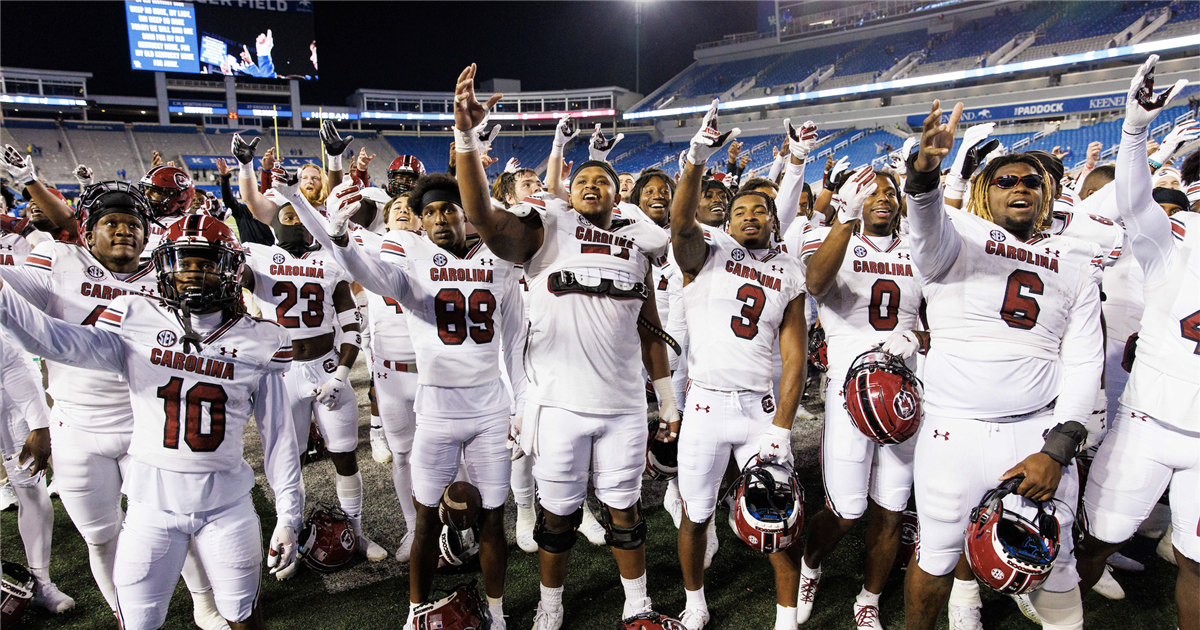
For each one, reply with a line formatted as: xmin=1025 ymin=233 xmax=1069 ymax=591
xmin=156 ymin=378 xmax=227 ymax=452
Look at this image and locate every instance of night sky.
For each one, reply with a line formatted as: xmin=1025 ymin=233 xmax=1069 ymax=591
xmin=0 ymin=1 xmax=757 ymax=102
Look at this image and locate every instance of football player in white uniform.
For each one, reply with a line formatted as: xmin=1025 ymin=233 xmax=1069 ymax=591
xmin=0 ymin=183 xmax=230 ymax=628
xmin=239 ymin=188 xmax=385 ymax=565
xmin=796 ymin=167 xmax=922 ymax=629
xmin=1077 ymin=56 xmax=1197 ymax=630
xmin=902 ymin=100 xmax=1104 ymax=630
xmin=454 ymin=64 xmax=678 ymax=629
xmin=669 ymin=103 xmax=809 ymax=630
xmin=0 ymin=215 xmax=302 ymax=630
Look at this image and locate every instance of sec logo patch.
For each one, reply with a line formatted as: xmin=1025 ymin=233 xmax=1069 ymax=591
xmin=731 ymin=249 xmax=745 ymax=261
xmin=157 ymin=330 xmax=177 ymax=347
xmin=990 ymin=230 xmax=1006 ymax=242
xmin=273 ymin=253 xmax=285 ymax=264
xmin=853 ymin=245 xmax=867 ymax=258
xmin=433 ymin=253 xmax=447 ymax=267
xmin=86 ymin=265 xmax=105 ymax=279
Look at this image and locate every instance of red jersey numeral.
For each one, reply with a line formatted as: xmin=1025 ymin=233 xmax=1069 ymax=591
xmin=730 ymin=283 xmax=766 ymax=340
xmin=868 ymin=279 xmax=901 ymax=331
xmin=272 ymin=281 xmax=325 ymax=328
xmin=382 ymin=296 xmax=403 ymax=314
xmin=1182 ymin=309 xmax=1200 ymax=355
xmin=156 ymin=377 xmax=228 ymax=452
xmin=434 ymin=288 xmax=496 ymax=345
xmin=1000 ymin=270 xmax=1044 ymax=330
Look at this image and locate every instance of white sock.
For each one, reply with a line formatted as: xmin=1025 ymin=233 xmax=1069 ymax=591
xmin=856 ymin=586 xmax=881 ymax=607
xmin=487 ymin=595 xmax=504 ymax=622
xmin=335 ymin=472 xmax=365 ymax=538
xmin=13 ymin=482 xmax=53 ymax=569
xmin=621 ymin=572 xmax=648 ymax=604
xmin=775 ymin=604 xmax=798 ymax=630
xmin=391 ymin=452 xmax=417 ymax=530
xmin=87 ymin=538 xmax=120 ymax=611
xmin=29 ymin=566 xmax=51 ymax=584
xmin=1029 ymin=586 xmax=1084 ymax=630
xmin=370 ymin=415 xmax=382 ymax=430
xmin=685 ymin=586 xmax=707 ymax=611
xmin=949 ymin=577 xmax=982 ymax=608
xmin=800 ymin=557 xmax=820 ymax=579
xmin=540 ymin=584 xmax=564 ymax=609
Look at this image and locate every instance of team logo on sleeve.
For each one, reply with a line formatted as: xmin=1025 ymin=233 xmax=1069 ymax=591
xmin=853 ymin=246 xmax=867 ymax=258
xmin=731 ymin=249 xmax=745 ymax=261
xmin=273 ymin=253 xmax=286 ymax=264
xmin=893 ymin=390 xmax=917 ymax=420
xmin=989 ymin=230 xmax=1006 ymax=242
xmin=86 ymin=265 xmax=105 ymax=279
xmin=433 ymin=253 xmax=448 ymax=267
xmin=762 ymin=394 xmax=776 ymax=414
xmin=157 ymin=330 xmax=178 ymax=347
xmin=323 ymin=358 xmax=337 ymax=373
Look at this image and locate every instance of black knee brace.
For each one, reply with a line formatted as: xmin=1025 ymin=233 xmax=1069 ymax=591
xmin=597 ymin=501 xmax=647 ymax=550
xmin=533 ymin=507 xmax=583 ymax=553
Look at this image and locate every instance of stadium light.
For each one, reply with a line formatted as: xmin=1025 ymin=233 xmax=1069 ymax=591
xmin=624 ymin=33 xmax=1200 ymax=120
xmin=0 ymin=95 xmax=87 ymax=107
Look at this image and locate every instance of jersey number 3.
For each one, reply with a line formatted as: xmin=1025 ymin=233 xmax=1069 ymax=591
xmin=435 ymin=288 xmax=496 ymax=345
xmin=731 ymin=284 xmax=766 ymax=340
xmin=156 ymin=378 xmax=227 ymax=452
xmin=1001 ymin=270 xmax=1044 ymax=330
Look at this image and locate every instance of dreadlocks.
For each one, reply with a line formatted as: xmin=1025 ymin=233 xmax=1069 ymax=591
xmin=966 ymin=153 xmax=1054 ymax=234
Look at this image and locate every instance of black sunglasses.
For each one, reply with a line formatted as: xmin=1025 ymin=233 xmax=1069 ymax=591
xmin=991 ymin=174 xmax=1044 ymax=190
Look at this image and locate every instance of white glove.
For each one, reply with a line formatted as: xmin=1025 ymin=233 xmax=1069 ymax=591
xmin=1150 ymin=120 xmax=1200 ymax=166
xmin=267 ymin=522 xmax=297 ymax=577
xmin=881 ymin=330 xmax=921 ymax=358
xmin=552 ymin=113 xmax=577 ymax=150
xmin=652 ymin=376 xmax=679 ymax=442
xmin=677 ymin=150 xmax=687 ymax=176
xmin=756 ymin=424 xmax=792 ymax=464
xmin=74 ymin=164 xmax=94 ymax=187
xmin=1 ymin=145 xmax=36 ymax=185
xmin=255 ymin=29 xmax=274 ymax=59
xmin=313 ymin=365 xmax=350 ymax=410
xmin=949 ymin=123 xmax=996 ymax=180
xmin=588 ymin=123 xmax=625 ymax=162
xmin=270 ymin=166 xmax=299 ymax=199
xmin=1124 ymin=54 xmax=1188 ymax=134
xmin=507 ymin=415 xmax=524 ymax=461
xmin=326 ymin=180 xmax=363 ymax=238
xmin=686 ymin=99 xmax=741 ymax=167
xmin=504 ymin=157 xmax=520 ymax=174
xmin=477 ymin=122 xmax=500 ymax=156
xmin=836 ymin=167 xmax=877 ymax=225
xmin=784 ymin=119 xmax=818 ymax=161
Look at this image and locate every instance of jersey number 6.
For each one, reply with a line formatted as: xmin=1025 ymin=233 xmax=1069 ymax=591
xmin=156 ymin=378 xmax=227 ymax=452
xmin=1000 ymin=270 xmax=1044 ymax=330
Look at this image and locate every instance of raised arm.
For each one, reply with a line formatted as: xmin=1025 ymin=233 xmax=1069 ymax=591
xmin=453 ymin=65 xmax=544 ymax=263
xmin=806 ymin=168 xmax=876 ymax=296
xmin=671 ymin=99 xmax=740 ymax=281
xmin=320 ymin=120 xmax=354 ymax=188
xmin=231 ymin=134 xmax=279 ymax=224
xmin=0 ymin=147 xmax=78 ymax=240
xmin=906 ymin=100 xmax=964 ymax=284
xmin=1115 ymin=55 xmax=1188 ymax=286
xmin=775 ymin=120 xmax=817 ymax=238
xmin=0 ymin=282 xmax=126 ymax=374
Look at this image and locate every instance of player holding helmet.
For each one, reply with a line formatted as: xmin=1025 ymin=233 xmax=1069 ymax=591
xmin=902 ymin=100 xmax=1103 ymax=630
xmin=668 ymin=99 xmax=809 ymax=630
xmin=796 ymin=166 xmax=922 ymax=629
xmin=0 ymin=214 xmax=303 ymax=630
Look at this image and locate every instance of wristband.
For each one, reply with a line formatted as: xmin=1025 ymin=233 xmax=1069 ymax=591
xmin=331 ymin=364 xmax=351 ymax=383
xmin=549 ymin=143 xmax=564 ymax=159
xmin=336 ymin=308 xmax=360 ymax=331
xmin=327 ymin=153 xmax=343 ymax=171
xmin=903 ymin=152 xmax=940 ymax=196
xmin=1039 ymin=421 xmax=1086 ymax=466
xmin=239 ymin=161 xmax=256 ymax=179
xmin=454 ymin=127 xmax=478 ymax=153
xmin=944 ymin=174 xmax=967 ymax=200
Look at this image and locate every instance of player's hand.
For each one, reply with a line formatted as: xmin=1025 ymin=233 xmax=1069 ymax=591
xmin=327 ymin=180 xmax=363 ymax=238
xmin=1000 ymin=453 xmax=1063 ymax=502
xmin=74 ymin=164 xmax=95 ymax=187
xmin=270 ymin=166 xmax=299 ymax=199
xmin=320 ymin=120 xmax=353 ymax=157
xmin=151 ymin=150 xmax=164 ymax=169
xmin=588 ymin=124 xmax=625 ymax=162
xmin=1160 ymin=120 xmax=1200 ymax=156
xmin=231 ymin=134 xmax=260 ymax=165
xmin=880 ymin=330 xmax=921 ymax=359
xmin=677 ymin=150 xmax=687 ymax=176
xmin=1084 ymin=141 xmax=1103 ymax=169
xmin=267 ymin=522 xmax=298 ymax=578
xmin=836 ymin=167 xmax=876 ymax=225
xmin=309 ymin=41 xmax=318 ymax=70
xmin=756 ymin=424 xmax=792 ymax=464
xmin=1051 ymin=146 xmax=1069 ymax=161
xmin=354 ymin=147 xmax=376 ymax=173
xmin=507 ymin=414 xmax=524 ymax=461
xmin=915 ymin=99 xmax=963 ymax=174
xmin=504 ymin=157 xmax=520 ymax=174
xmin=313 ymin=365 xmax=351 ymax=410
xmin=453 ymin=64 xmax=503 ymax=135
xmin=476 ymin=122 xmax=501 ymax=156
xmin=215 ymin=158 xmax=231 ymax=177
xmin=261 ymin=147 xmax=276 ymax=172
xmin=784 ymin=119 xmax=818 ymax=162
xmin=256 ymin=29 xmax=274 ymax=58
xmin=686 ymin=99 xmax=741 ymax=166
xmin=1124 ymin=54 xmax=1188 ymax=134
xmin=823 ymin=156 xmax=850 ymax=192
xmin=552 ymin=113 xmax=577 ymax=149
xmin=17 ymin=428 xmax=51 ymax=477
xmin=949 ymin=123 xmax=996 ymax=178
xmin=1 ymin=145 xmax=36 ymax=186
xmin=727 ymin=139 xmax=742 ymax=163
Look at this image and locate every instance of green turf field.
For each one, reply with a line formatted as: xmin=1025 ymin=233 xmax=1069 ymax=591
xmin=2 ymin=368 xmax=1184 ymax=629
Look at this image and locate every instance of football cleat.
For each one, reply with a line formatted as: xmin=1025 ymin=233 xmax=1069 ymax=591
xmin=516 ymin=505 xmax=537 ymax=554
xmin=1091 ymin=565 xmax=1125 ymax=600
xmin=796 ymin=565 xmax=821 ymax=624
xmin=947 ymin=603 xmax=983 ymax=630
xmin=370 ymin=428 xmax=391 ymax=464
xmin=1106 ymin=552 xmax=1144 ymax=572
xmin=679 ymin=607 xmax=710 ymax=630
xmin=664 ymin=480 xmax=683 ymax=529
xmin=394 ymin=531 xmax=415 ymax=563
xmin=853 ymin=602 xmax=882 ymax=629
xmin=359 ymin=534 xmax=388 ymax=562
xmin=533 ymin=601 xmax=564 ymax=630
xmin=580 ymin=503 xmax=607 ymax=546
xmin=31 ymin=579 xmax=75 ymax=614
xmin=0 ymin=482 xmax=15 ymax=511
xmin=191 ymin=589 xmax=230 ymax=630
xmin=1010 ymin=593 xmax=1044 ymax=625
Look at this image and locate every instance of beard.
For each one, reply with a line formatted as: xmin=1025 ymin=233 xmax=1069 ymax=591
xmin=302 ymin=186 xmax=324 ymax=205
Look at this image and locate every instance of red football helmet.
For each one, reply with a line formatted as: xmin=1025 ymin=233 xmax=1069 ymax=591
xmin=387 ymin=155 xmax=426 ymax=197
xmin=965 ymin=476 xmax=1060 ymax=595
xmin=139 ymin=165 xmax=196 ymax=218
xmin=152 ymin=214 xmax=244 ymax=312
xmin=726 ymin=459 xmax=805 ymax=553
xmin=302 ymin=421 xmax=326 ymax=464
xmin=892 ymin=509 xmax=919 ymax=573
xmin=1 ymin=562 xmax=36 ymax=627
xmin=438 ymin=525 xmax=480 ymax=570
xmin=808 ymin=324 xmax=828 ymax=373
xmin=645 ymin=430 xmax=678 ymax=481
xmin=411 ymin=585 xmax=491 ymax=630
xmin=299 ymin=505 xmax=358 ymax=572
xmin=618 ymin=612 xmax=688 ymax=630
xmin=842 ymin=348 xmax=923 ymax=445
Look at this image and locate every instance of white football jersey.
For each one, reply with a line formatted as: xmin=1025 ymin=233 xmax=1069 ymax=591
xmin=801 ymin=228 xmax=922 ymax=379
xmin=0 ymin=242 xmax=158 ymax=431
xmin=683 ymin=229 xmax=805 ymax=393
xmin=352 ymin=229 xmax=415 ymax=362
xmin=1051 ymin=210 xmax=1124 ymax=268
xmin=522 ymin=195 xmax=670 ymax=414
xmin=142 ymin=215 xmax=186 ymax=260
xmin=0 ymin=233 xmax=30 ymax=268
xmin=1121 ymin=213 xmax=1200 ymax=430
xmin=919 ymin=208 xmax=1103 ymax=418
xmin=244 ymin=243 xmax=349 ymax=341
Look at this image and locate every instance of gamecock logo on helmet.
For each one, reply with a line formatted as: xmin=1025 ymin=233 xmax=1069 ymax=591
xmin=893 ymin=390 xmax=917 ymax=420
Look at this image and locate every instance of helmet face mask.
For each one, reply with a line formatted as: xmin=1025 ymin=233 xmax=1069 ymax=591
xmin=139 ymin=166 xmax=196 ymax=218
xmin=965 ymin=477 xmax=1060 ymax=595
xmin=152 ymin=215 xmax=244 ymax=313
xmin=645 ymin=429 xmax=678 ymax=481
xmin=299 ymin=505 xmax=358 ymax=572
xmin=726 ymin=459 xmax=805 ymax=553
xmin=2 ymin=561 xmax=37 ymax=627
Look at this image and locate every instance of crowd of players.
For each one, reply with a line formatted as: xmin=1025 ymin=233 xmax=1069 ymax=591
xmin=0 ymin=54 xmax=1196 ymax=630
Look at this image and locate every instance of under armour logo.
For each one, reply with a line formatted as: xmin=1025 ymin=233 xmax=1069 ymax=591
xmin=375 ymin=372 xmax=388 ymax=380
xmin=933 ymin=430 xmax=949 ymax=441
xmin=1131 ymin=412 xmax=1149 ymax=422
xmin=1044 ymin=248 xmax=1060 ymax=257
xmin=771 ymin=265 xmax=783 ymax=274
xmin=219 ymin=347 xmax=237 ymax=358
xmin=695 ymin=404 xmax=710 ymax=413
xmin=897 ymin=252 xmax=911 ymax=260
xmin=479 ymin=258 xmax=495 ymax=266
